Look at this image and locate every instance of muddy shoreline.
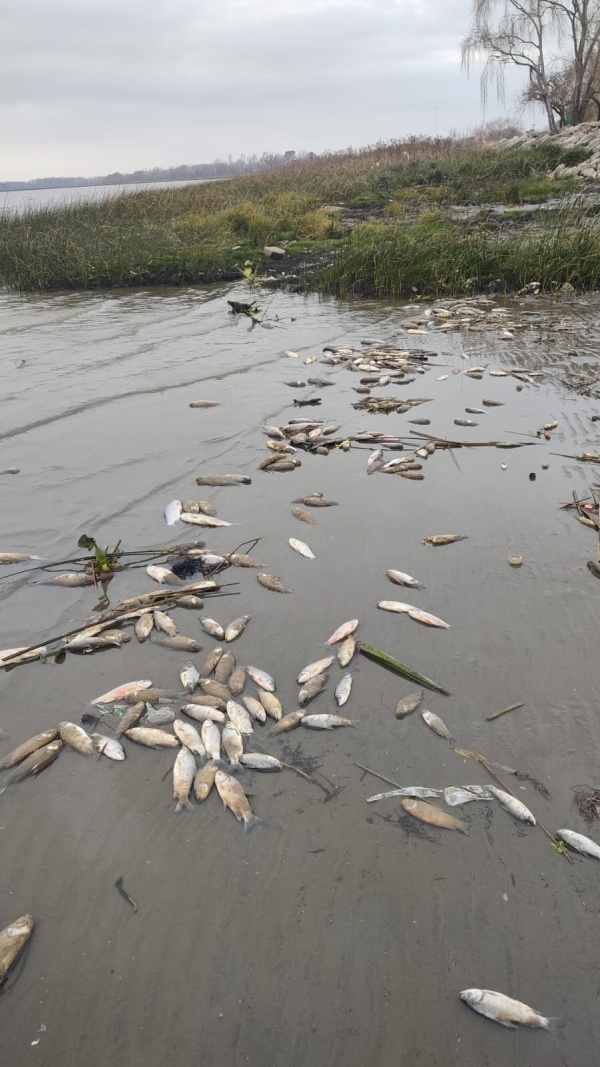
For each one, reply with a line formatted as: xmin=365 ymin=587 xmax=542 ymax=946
xmin=1 ymin=283 xmax=599 ymax=1066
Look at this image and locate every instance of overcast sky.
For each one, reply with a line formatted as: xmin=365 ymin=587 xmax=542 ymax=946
xmin=0 ymin=0 xmax=532 ymax=181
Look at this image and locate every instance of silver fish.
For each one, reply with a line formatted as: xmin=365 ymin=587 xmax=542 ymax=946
xmin=297 ymin=656 xmax=334 ymax=684
xmin=0 ymin=914 xmax=35 ymax=986
xmin=200 ymin=618 xmax=225 ymax=639
xmin=224 ymin=615 xmax=252 ymax=643
xmin=173 ymin=719 xmax=206 ymax=758
xmin=257 ymin=690 xmax=282 ymax=721
xmin=38 ymin=572 xmax=93 ymax=587
xmin=195 ymin=474 xmax=251 ymax=486
xmin=180 ymin=661 xmax=200 ymax=693
xmin=58 ymin=721 xmax=94 ymax=756
xmin=154 ymin=636 xmax=201 ymax=652
xmin=289 ymin=537 xmax=315 ymax=559
xmin=154 ymin=610 xmax=177 ymax=637
xmin=215 ymin=769 xmax=262 ymax=831
xmin=242 ymin=695 xmax=267 ymax=723
xmin=146 ymin=565 xmax=182 ymax=585
xmin=201 ymin=720 xmax=222 ymax=763
xmin=487 ymin=786 xmax=536 ymax=825
xmin=367 ymin=448 xmax=384 ymax=474
xmin=227 ymin=700 xmax=254 ymax=737
xmin=395 ymin=690 xmax=424 ymax=718
xmin=334 ymin=672 xmax=353 ymax=706
xmin=164 ymin=499 xmax=182 ymax=525
xmin=124 ymin=728 xmax=180 ymax=749
xmin=325 ymin=619 xmax=359 ymax=646
xmin=556 ymin=828 xmax=600 ymax=860
xmin=180 ymin=513 xmax=236 ymax=528
xmin=222 ymin=722 xmax=244 ymax=770
xmin=0 ymin=553 xmax=43 ymax=564
xmin=246 ymin=665 xmax=275 ymax=692
xmin=337 ymin=636 xmax=356 ymax=667
xmin=421 ymin=710 xmax=453 ymax=741
xmin=460 ymin=989 xmax=564 ymax=1032
xmin=386 ymin=569 xmax=422 ymax=588
xmin=173 ymin=747 xmax=196 ymax=812
xmin=181 ymin=703 xmax=226 ymax=724
xmin=302 ymin=714 xmax=355 ymax=730
xmin=134 ymin=614 xmax=154 ymax=642
xmin=91 ymin=734 xmax=126 ymax=761
xmin=194 ymin=760 xmax=217 ymax=802
xmin=299 ymin=672 xmax=328 ymax=707
xmin=240 ymin=753 xmax=282 ymax=772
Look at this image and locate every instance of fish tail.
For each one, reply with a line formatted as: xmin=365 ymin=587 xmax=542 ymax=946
xmin=175 ymin=799 xmax=195 ymax=814
xmin=545 ymin=1017 xmax=566 ymax=1036
xmin=229 ymin=760 xmax=241 ymax=774
xmin=244 ymin=815 xmax=266 ymax=833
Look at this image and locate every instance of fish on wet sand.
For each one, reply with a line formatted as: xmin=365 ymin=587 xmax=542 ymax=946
xmin=134 ymin=614 xmax=154 ymax=642
xmin=269 ymin=710 xmax=305 ymax=736
xmin=181 ymin=703 xmax=226 ymax=724
xmin=189 ymin=400 xmax=220 ymax=408
xmin=115 ymin=701 xmax=147 ymax=738
xmin=488 ymin=786 xmax=536 ymax=825
xmin=122 ymin=687 xmax=175 ymax=705
xmin=215 ymin=769 xmax=263 ymax=831
xmin=291 ymin=506 xmax=316 ymax=524
xmin=0 ymin=553 xmax=43 ymax=565
xmin=377 ymin=600 xmax=412 ymax=613
xmin=201 ymin=720 xmax=222 ymax=763
xmin=196 ymin=474 xmax=251 ymax=487
xmin=222 ymin=722 xmax=244 ymax=770
xmin=226 ymin=700 xmax=254 ymax=737
xmin=386 ymin=570 xmax=422 ymax=588
xmin=460 ymin=989 xmax=564 ymax=1032
xmin=0 ymin=728 xmax=58 ymax=770
xmin=299 ymin=672 xmax=328 ymax=707
xmin=0 ymin=914 xmax=35 ymax=986
xmin=92 ymin=734 xmax=126 ymax=761
xmin=154 ymin=635 xmax=201 ymax=652
xmin=556 ymin=828 xmax=600 ymax=859
xmin=421 ymin=710 xmax=453 ymax=741
xmin=242 ymin=695 xmax=267 ymax=723
xmin=181 ymin=513 xmax=236 ymax=528
xmin=395 ymin=690 xmax=424 ymax=718
xmin=407 ymin=607 xmax=449 ymax=629
xmin=401 ymin=798 xmax=468 ymax=834
xmin=224 ymin=615 xmax=252 ymax=642
xmin=58 ymin=721 xmax=94 ymax=756
xmin=230 ymin=553 xmax=262 ymax=568
xmin=423 ymin=534 xmax=468 ymax=547
xmin=200 ymin=648 xmax=224 ymax=677
xmin=180 ymin=661 xmax=200 ymax=693
xmin=240 ymin=753 xmax=282 ymax=772
xmin=146 ymin=565 xmax=182 ymax=585
xmin=294 ymin=494 xmax=338 ymax=507
xmin=257 ymin=573 xmax=290 ymax=594
xmin=297 ymin=656 xmax=334 ymax=684
xmin=186 ymin=690 xmax=228 ymax=711
xmin=173 ymin=719 xmax=206 ymax=758
xmin=257 ymin=690 xmax=282 ymax=721
xmin=325 ymin=619 xmax=359 ymax=646
xmin=154 ymin=610 xmax=177 ymax=637
xmin=289 ymin=537 xmax=315 ymax=559
xmin=229 ymin=664 xmax=247 ymax=696
xmin=38 ymin=572 xmax=94 ymax=587
xmin=214 ymin=650 xmax=236 ymax=683
xmin=246 ymin=665 xmax=275 ymax=692
xmin=335 ymin=673 xmax=353 ymax=706
xmin=302 ymin=714 xmax=355 ymax=729
xmin=173 ymin=748 xmax=197 ymax=812
xmin=4 ymin=741 xmax=63 ymax=785
xmin=124 ymin=728 xmax=180 ymax=749
xmin=200 ymin=678 xmax=232 ymax=703
xmin=194 ymin=760 xmax=218 ymax=802
xmin=337 ymin=636 xmax=356 ymax=667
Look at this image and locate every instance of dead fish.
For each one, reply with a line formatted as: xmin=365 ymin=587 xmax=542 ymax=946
xmin=200 ymin=617 xmax=225 ymax=639
xmin=422 ymin=534 xmax=468 ymax=547
xmin=164 ymin=499 xmax=182 ymax=525
xmin=154 ymin=636 xmax=201 ymax=652
xmin=454 ymin=419 xmax=478 ymax=427
xmin=367 ymin=448 xmax=384 ymax=475
xmin=335 ymin=672 xmax=353 ymax=706
xmin=140 ymin=707 xmax=176 ymax=727
xmin=487 ymin=785 xmax=536 ymax=825
xmin=408 ymin=418 xmax=431 ymax=425
xmin=200 ymin=678 xmax=231 ymax=703
xmin=289 ymin=537 xmax=315 ymax=559
xmin=240 ymin=753 xmax=282 ymax=772
xmin=194 ymin=760 xmax=218 ymax=802
xmin=268 ymin=440 xmax=296 ymax=454
xmin=444 ymin=786 xmax=492 ymax=806
xmin=325 ymin=619 xmax=359 ymax=646
xmin=299 ymin=672 xmax=328 ymax=706
xmin=3 ymin=740 xmax=63 ymax=785
xmin=201 ymin=720 xmax=222 ymax=763
xmin=38 ymin=572 xmax=93 ymax=587
xmin=269 ymin=710 xmax=305 ymax=736
xmin=180 ymin=661 xmax=200 ymax=693
xmin=294 ymin=494 xmax=338 ymax=507
xmin=337 ymin=636 xmax=356 ymax=667
xmin=0 ymin=553 xmax=44 ymax=565
xmin=302 ymin=714 xmax=355 ymax=729
xmin=401 ymin=798 xmax=468 ymax=834
xmin=215 ymin=769 xmax=262 ymax=831
xmin=181 ymin=513 xmax=236 ymax=528
xmin=196 ymin=475 xmax=251 ymax=486
xmin=224 ymin=615 xmax=252 ymax=643
xmin=258 ymin=690 xmax=282 ymax=721
xmin=146 ymin=565 xmax=182 ymax=585
xmin=0 ymin=914 xmax=35 ymax=986
xmin=66 ymin=632 xmax=124 ymax=652
xmin=154 ymin=610 xmax=177 ymax=637
xmin=115 ymin=702 xmax=147 ymax=738
xmin=367 ymin=787 xmax=443 ymax=802
xmin=230 ymin=553 xmax=262 ymax=568
xmin=263 ymin=457 xmax=301 ymax=473
xmin=181 ymin=703 xmax=226 ymax=724
xmin=297 ymin=656 xmax=334 ymax=684
xmin=422 ymin=710 xmax=453 ymax=741
xmin=91 ymin=734 xmax=126 ymax=761
xmin=214 ymin=651 xmax=236 ymax=684
xmin=465 ymin=407 xmax=485 ymax=414
xmin=124 ymin=728 xmax=180 ymax=749
xmin=557 ymin=828 xmax=600 ymax=860
xmin=186 ymin=691 xmax=227 ymax=711
xmin=200 ymin=647 xmax=223 ymax=677
xmin=386 ymin=569 xmax=422 ymax=588
xmin=395 ymin=690 xmax=424 ymax=718
xmin=58 ymin=721 xmax=94 ymax=756
xmin=91 ymin=678 xmax=152 ymax=704
xmin=229 ymin=664 xmax=247 ymax=696
xmin=227 ymin=700 xmax=253 ymax=737
xmin=543 ymin=420 xmax=558 ymax=431
xmin=482 ymin=398 xmax=504 ymax=406
xmin=291 ymin=506 xmax=316 ymax=524
xmin=222 ymin=722 xmax=244 ymax=770
xmin=0 ymin=728 xmax=58 ymax=770
xmin=189 ymin=400 xmax=220 ymax=408
xmin=173 ymin=747 xmax=196 ymax=813
xmin=242 ymin=696 xmax=267 ymax=723
xmin=132 ymin=613 xmax=154 ymax=644
xmin=489 ymin=370 xmax=508 ymax=377
xmin=257 ymin=572 xmax=290 ymax=594
xmin=377 ymin=600 xmax=413 ymax=614
xmin=245 ymin=665 xmax=274 ymax=692
xmin=173 ymin=719 xmax=206 ymax=758
xmin=122 ymin=686 xmax=174 ymax=705
xmin=460 ymin=989 xmax=564 ymax=1032
xmin=407 ymin=607 xmax=449 ymax=629
xmin=285 ymin=380 xmax=306 ymax=387
xmin=194 ymin=500 xmax=218 ymax=516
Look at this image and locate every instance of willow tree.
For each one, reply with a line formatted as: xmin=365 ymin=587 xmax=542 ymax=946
xmin=462 ymin=1 xmax=600 ymax=132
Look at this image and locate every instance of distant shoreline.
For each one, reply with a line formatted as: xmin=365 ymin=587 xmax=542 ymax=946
xmin=0 ymin=176 xmax=228 ymax=193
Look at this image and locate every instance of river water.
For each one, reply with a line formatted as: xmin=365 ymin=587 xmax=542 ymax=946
xmin=1 ymin=281 xmax=600 ymax=1067
xmin=0 ymin=178 xmax=217 ymax=215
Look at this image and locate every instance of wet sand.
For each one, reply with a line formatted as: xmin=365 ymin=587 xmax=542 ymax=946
xmin=1 ymin=285 xmax=600 ymax=1065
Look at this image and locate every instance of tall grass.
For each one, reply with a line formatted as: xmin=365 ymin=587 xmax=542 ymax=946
xmin=0 ymin=138 xmax=592 ymax=291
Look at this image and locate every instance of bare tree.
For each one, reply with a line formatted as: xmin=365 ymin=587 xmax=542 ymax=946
xmin=462 ymin=1 xmax=600 ymax=132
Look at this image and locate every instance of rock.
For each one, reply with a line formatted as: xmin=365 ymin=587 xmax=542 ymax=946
xmin=263 ymin=246 xmax=286 ymax=259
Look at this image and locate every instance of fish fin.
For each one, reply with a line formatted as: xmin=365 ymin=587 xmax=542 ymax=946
xmin=175 ymin=800 xmax=195 ymax=813
xmin=545 ymin=1017 xmax=565 ymax=1035
xmin=229 ymin=761 xmax=241 ymax=774
xmin=244 ymin=815 xmax=266 ymax=833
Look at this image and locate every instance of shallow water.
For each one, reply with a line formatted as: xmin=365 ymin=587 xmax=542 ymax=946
xmin=1 ymin=283 xmax=600 ymax=1066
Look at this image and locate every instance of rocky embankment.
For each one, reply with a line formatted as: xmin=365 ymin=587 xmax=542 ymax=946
xmin=499 ymin=120 xmax=600 ymax=180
